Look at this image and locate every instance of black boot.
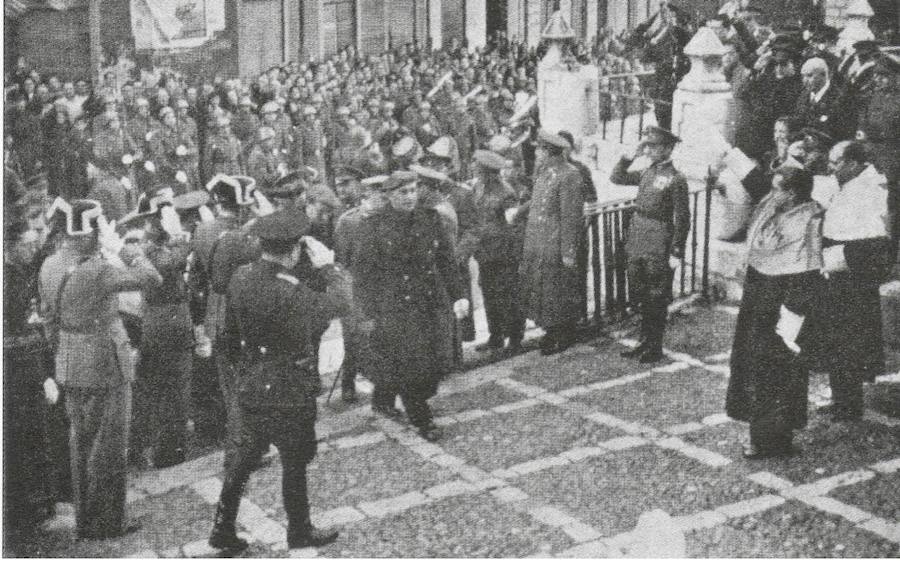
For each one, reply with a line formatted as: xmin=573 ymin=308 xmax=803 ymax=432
xmin=475 ymin=336 xmax=505 ymax=352
xmin=287 ymin=525 xmax=339 ymax=549
xmin=209 ymin=501 xmax=248 ymax=551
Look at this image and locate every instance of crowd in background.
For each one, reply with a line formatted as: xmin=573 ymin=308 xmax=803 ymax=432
xmin=3 ymin=0 xmax=900 ymax=546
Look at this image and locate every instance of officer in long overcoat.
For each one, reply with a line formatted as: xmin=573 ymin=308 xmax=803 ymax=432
xmin=203 ymin=112 xmax=243 ymax=180
xmin=519 ymin=130 xmax=586 ymax=355
xmin=354 ymin=171 xmax=468 ymax=441
xmin=610 ymin=126 xmax=690 ymax=363
xmin=209 ymin=209 xmax=349 ymax=552
xmin=46 ymin=199 xmax=161 ymax=539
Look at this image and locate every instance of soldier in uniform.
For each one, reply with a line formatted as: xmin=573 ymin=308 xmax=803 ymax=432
xmin=610 ymin=126 xmax=690 ymax=363
xmin=246 ymin=127 xmax=288 ymax=190
xmin=191 ymin=175 xmax=261 ymax=472
xmin=86 ymin=157 xmax=133 ymax=223
xmin=231 ymin=96 xmax=260 ymax=145
xmin=208 ymin=209 xmax=348 ymax=552
xmin=296 ymin=105 xmax=329 ymax=182
xmin=519 ymin=131 xmax=586 ymax=355
xmin=45 ymin=199 xmax=161 ymax=539
xmin=354 ymin=171 xmax=469 ymax=440
xmin=148 ymin=107 xmax=198 ymax=195
xmin=468 ymin=150 xmax=525 ymax=353
xmin=204 ymin=111 xmax=244 ymax=179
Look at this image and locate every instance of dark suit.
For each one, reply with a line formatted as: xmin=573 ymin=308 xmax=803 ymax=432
xmin=793 ymin=84 xmax=854 ymax=142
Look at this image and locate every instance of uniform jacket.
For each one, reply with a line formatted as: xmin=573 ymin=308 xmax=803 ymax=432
xmin=87 ymin=169 xmax=132 ymax=223
xmin=857 ymin=88 xmax=900 ymax=183
xmin=246 ymin=144 xmax=285 ymax=189
xmin=204 ymin=130 xmax=243 ymax=178
xmin=793 ymin=83 xmax=854 ymax=142
xmin=51 ymin=253 xmax=161 ymax=388
xmin=519 ymin=156 xmax=585 ymax=327
xmin=142 ymin=237 xmax=193 ymax=353
xmin=610 ymin=157 xmax=691 ymax=259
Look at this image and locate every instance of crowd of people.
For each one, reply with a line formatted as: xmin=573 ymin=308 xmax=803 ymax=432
xmin=3 ymin=0 xmax=899 ymax=554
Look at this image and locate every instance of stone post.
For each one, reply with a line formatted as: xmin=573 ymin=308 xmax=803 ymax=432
xmin=670 ymin=25 xmax=733 ymax=184
xmin=536 ymin=11 xmax=599 ymax=141
xmin=837 ymin=0 xmax=875 ymax=54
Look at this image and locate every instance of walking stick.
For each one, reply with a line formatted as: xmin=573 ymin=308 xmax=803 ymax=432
xmin=325 ymin=365 xmax=344 ymax=405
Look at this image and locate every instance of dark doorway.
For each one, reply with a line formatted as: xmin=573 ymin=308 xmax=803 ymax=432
xmin=486 ymin=0 xmax=507 ymax=42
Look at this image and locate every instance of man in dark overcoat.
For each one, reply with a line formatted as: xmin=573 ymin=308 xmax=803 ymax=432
xmin=47 ymin=199 xmax=161 ymax=539
xmin=209 ymin=209 xmax=349 ymax=552
xmin=519 ymin=130 xmax=585 ymax=355
xmin=354 ymin=171 xmax=468 ymax=441
xmin=794 ymin=57 xmax=854 ymax=143
xmin=610 ymin=126 xmax=690 ymax=363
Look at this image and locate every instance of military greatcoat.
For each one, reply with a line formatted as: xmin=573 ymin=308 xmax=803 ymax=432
xmin=354 ymin=206 xmax=463 ymax=395
xmin=519 ymin=156 xmax=585 ymax=329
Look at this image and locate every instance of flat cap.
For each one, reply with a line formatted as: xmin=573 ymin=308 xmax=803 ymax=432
xmin=474 ymin=149 xmax=511 ymax=170
xmin=537 ymin=129 xmax=570 ymax=149
xmin=250 ymin=208 xmax=309 ymax=242
xmin=380 ymin=170 xmax=418 ymax=191
xmin=642 ymin=125 xmax=681 ymax=145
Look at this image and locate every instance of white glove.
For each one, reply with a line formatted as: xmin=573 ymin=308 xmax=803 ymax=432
xmin=253 ymin=190 xmax=275 ymax=217
xmin=175 ymin=170 xmax=188 ymax=184
xmin=175 ymin=144 xmax=188 ymax=157
xmin=301 ymin=236 xmax=335 ymax=268
xmin=43 ymin=378 xmax=59 ymax=405
xmin=97 ymin=215 xmax=124 ymax=259
xmin=669 ymin=255 xmax=681 ymax=270
xmin=276 ymin=162 xmax=288 ymax=176
xmin=145 ymin=131 xmax=154 ymax=142
xmin=121 ymin=153 xmax=134 ymax=166
xmin=160 ymin=205 xmax=185 ymax=237
xmin=144 ymin=160 xmax=156 ymax=173
xmin=504 ymin=207 xmax=518 ymax=224
xmin=120 ymin=177 xmax=133 ymax=190
xmin=453 ymin=298 xmax=470 ymax=319
xmin=822 ymin=245 xmax=847 ymax=275
xmin=198 ymin=205 xmax=215 ymax=223
xmin=775 ymin=304 xmax=804 ymax=354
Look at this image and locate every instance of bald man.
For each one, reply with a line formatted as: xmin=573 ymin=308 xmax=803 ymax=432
xmin=794 ymin=57 xmax=854 ymax=142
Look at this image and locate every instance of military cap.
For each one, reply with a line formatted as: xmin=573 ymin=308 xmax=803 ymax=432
xmin=302 ymin=104 xmax=317 ymax=115
xmin=361 ymin=175 xmax=390 ymax=188
xmin=306 ymin=184 xmax=341 ymax=209
xmin=136 ymin=97 xmax=150 ymax=107
xmin=261 ymin=101 xmax=280 ymax=114
xmin=45 ymin=198 xmax=102 ymax=236
xmin=175 ymin=98 xmax=189 ymax=109
xmin=159 ymin=106 xmax=175 ymax=119
xmin=206 ymin=174 xmax=257 ymax=206
xmin=392 ymin=135 xmax=417 ymax=157
xmin=474 ymin=149 xmax=511 ymax=170
xmin=409 ymin=164 xmax=452 ymax=184
xmin=642 ymin=125 xmax=681 ymax=146
xmin=427 ymin=136 xmax=454 ymax=160
xmin=380 ymin=170 xmax=419 ymax=192
xmin=419 ymin=101 xmax=432 ymax=110
xmin=264 ymin=170 xmax=307 ymax=199
xmin=367 ymin=98 xmax=382 ymax=108
xmin=770 ymin=35 xmax=802 ymax=58
xmin=119 ymin=188 xmax=175 ymax=227
xmin=102 ymin=91 xmax=118 ymax=104
xmin=872 ymin=54 xmax=900 ymax=75
xmin=382 ymin=100 xmax=396 ymax=109
xmin=537 ymin=129 xmax=570 ymax=149
xmin=239 ymin=95 xmax=254 ymax=106
xmin=800 ymin=126 xmax=834 ymax=148
xmin=336 ymin=105 xmax=351 ymax=116
xmin=258 ymin=126 xmax=276 ymax=141
xmin=215 ymin=111 xmax=232 ymax=127
xmin=488 ymin=134 xmax=512 ymax=152
xmin=251 ymin=208 xmax=309 ymax=242
xmin=173 ymin=190 xmax=210 ymax=211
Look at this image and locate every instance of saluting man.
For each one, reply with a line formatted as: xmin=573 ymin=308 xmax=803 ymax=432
xmin=209 ymin=209 xmax=350 ymax=552
xmin=610 ymin=125 xmax=690 ymax=363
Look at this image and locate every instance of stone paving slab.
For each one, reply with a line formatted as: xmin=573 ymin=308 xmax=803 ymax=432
xmin=430 ymin=381 xmax=527 ymax=416
xmin=665 ymin=306 xmax=738 ymax=359
xmin=439 ymin=403 xmax=624 ymax=472
xmin=506 ymin=342 xmax=648 ymax=392
xmin=511 ymin=446 xmax=769 ymax=539
xmin=572 ymin=366 xmax=730 ymax=429
xmin=829 ymin=472 xmax=900 ymax=523
xmin=684 ymin=500 xmax=900 ymax=558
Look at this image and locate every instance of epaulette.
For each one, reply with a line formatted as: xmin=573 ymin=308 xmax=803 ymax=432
xmin=276 ymin=272 xmax=300 ymax=286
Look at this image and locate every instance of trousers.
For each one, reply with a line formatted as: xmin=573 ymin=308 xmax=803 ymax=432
xmin=627 ymin=255 xmax=674 ymax=352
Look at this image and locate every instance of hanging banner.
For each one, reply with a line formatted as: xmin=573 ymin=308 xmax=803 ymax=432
xmin=131 ymin=0 xmax=226 ymax=50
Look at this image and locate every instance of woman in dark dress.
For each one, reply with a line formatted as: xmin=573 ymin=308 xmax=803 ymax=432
xmin=727 ymin=166 xmax=824 ymax=459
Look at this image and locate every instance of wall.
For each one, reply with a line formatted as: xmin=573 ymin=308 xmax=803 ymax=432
xmin=14 ymin=7 xmax=91 ymax=80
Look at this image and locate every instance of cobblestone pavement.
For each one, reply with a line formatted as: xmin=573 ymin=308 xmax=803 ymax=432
xmin=7 ymin=303 xmax=900 ymax=558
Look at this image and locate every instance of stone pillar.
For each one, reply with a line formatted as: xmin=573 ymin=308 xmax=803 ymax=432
xmin=837 ymin=0 xmax=874 ymax=54
xmin=585 ymin=0 xmax=598 ymax=43
xmin=429 ymin=0 xmax=442 ymax=50
xmin=670 ymin=26 xmax=733 ymax=184
xmin=466 ymin=0 xmax=487 ymax=48
xmin=537 ymin=11 xmax=599 ymax=141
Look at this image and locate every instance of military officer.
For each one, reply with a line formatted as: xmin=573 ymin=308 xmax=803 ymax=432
xmin=148 ymin=107 xmax=198 ymax=195
xmin=231 ymin=96 xmax=260 ymax=145
xmin=296 ymin=105 xmax=328 ymax=181
xmin=610 ymin=125 xmax=690 ymax=363
xmin=204 ymin=111 xmax=243 ymax=179
xmin=45 ymin=199 xmax=161 ymax=539
xmin=209 ymin=209 xmax=349 ymax=552
xmin=518 ymin=130 xmax=587 ymax=355
xmin=354 ymin=171 xmax=469 ymax=441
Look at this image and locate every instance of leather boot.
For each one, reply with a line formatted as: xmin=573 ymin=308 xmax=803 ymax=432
xmin=209 ymin=497 xmax=247 ymax=551
xmin=287 ymin=525 xmax=339 ymax=549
